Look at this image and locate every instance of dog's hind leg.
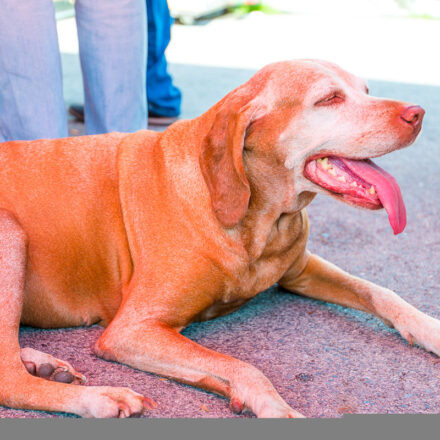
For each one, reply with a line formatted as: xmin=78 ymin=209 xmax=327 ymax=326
xmin=0 ymin=210 xmax=156 ymax=417
xmin=279 ymin=252 xmax=440 ymax=356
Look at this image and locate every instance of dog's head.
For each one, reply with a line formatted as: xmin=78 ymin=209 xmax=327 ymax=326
xmin=200 ymin=59 xmax=424 ymax=234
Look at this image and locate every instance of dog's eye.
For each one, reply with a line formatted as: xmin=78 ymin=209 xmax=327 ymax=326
xmin=315 ymin=93 xmax=345 ymax=106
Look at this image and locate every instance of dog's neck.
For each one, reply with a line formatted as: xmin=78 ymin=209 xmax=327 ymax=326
xmin=238 ymin=176 xmax=316 ymax=262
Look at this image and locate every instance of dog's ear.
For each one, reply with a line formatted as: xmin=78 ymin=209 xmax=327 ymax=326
xmin=200 ymin=99 xmax=262 ymax=228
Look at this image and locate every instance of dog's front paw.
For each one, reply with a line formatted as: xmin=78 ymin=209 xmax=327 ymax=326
xmin=257 ymin=401 xmax=305 ymax=418
xmin=230 ymin=391 xmax=305 ymax=418
xmin=394 ymin=313 xmax=440 ymax=357
xmin=79 ymin=386 xmax=157 ymax=418
xmin=230 ymin=366 xmax=305 ymax=418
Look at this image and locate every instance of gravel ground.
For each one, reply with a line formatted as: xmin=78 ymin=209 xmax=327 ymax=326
xmin=1 ymin=63 xmax=439 ymax=419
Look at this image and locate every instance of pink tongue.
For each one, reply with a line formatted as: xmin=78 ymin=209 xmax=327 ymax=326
xmin=340 ymin=158 xmax=406 ymax=235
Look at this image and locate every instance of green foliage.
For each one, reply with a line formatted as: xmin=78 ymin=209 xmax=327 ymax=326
xmin=228 ymin=2 xmax=284 ymax=17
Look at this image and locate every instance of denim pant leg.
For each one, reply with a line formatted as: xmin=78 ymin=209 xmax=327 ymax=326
xmin=75 ymin=0 xmax=147 ymax=134
xmin=146 ymin=0 xmax=181 ymax=117
xmin=0 ymin=0 xmax=67 ymax=142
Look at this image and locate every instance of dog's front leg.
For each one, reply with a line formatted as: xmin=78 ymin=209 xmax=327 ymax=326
xmin=279 ymin=252 xmax=440 ymax=356
xmin=94 ymin=300 xmax=305 ymax=418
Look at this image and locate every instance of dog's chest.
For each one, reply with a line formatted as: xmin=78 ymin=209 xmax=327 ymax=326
xmin=232 ymin=242 xmax=299 ymax=298
xmin=195 ymin=211 xmax=309 ymax=322
xmin=195 ymin=250 xmax=298 ymax=322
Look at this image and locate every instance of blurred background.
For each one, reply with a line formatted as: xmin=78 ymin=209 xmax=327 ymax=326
xmin=55 ymin=0 xmax=440 ymax=133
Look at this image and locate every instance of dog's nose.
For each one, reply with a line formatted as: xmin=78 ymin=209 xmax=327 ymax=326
xmin=400 ymin=105 xmax=425 ymax=129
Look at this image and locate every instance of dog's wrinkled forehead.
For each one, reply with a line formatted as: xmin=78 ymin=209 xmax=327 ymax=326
xmin=307 ymin=60 xmax=368 ymax=90
xmin=260 ymin=59 xmax=368 ymax=103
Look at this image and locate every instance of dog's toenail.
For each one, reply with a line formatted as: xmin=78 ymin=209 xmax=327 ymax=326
xmin=38 ymin=363 xmax=55 ymax=378
xmin=230 ymin=398 xmax=244 ymax=413
xmin=53 ymin=371 xmax=74 ymax=383
xmin=142 ymin=397 xmax=157 ymax=409
xmin=78 ymin=374 xmax=88 ymax=384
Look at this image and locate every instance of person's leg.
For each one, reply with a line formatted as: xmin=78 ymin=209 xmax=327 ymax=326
xmin=75 ymin=0 xmax=147 ymax=134
xmin=0 ymin=0 xmax=67 ymax=142
xmin=146 ymin=0 xmax=181 ymax=118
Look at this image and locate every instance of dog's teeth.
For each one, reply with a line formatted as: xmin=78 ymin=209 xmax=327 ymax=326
xmin=351 ymin=181 xmax=358 ymax=187
xmin=328 ymin=168 xmax=336 ymax=176
xmin=369 ymin=186 xmax=376 ymax=194
xmin=317 ymin=157 xmax=330 ymax=170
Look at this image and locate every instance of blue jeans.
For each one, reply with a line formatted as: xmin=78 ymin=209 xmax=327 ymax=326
xmin=146 ymin=0 xmax=181 ymax=118
xmin=0 ymin=0 xmax=146 ymax=141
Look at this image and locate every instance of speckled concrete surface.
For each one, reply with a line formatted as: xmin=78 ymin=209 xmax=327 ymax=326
xmin=1 ymin=66 xmax=439 ymax=419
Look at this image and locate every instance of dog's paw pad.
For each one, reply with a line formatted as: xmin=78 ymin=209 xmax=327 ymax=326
xmin=21 ymin=347 xmax=87 ymax=384
xmin=53 ymin=370 xmax=75 ymax=383
xmin=38 ymin=363 xmax=55 ymax=378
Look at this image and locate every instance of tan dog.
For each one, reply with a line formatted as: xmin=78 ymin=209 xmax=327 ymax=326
xmin=0 ymin=59 xmax=432 ymax=418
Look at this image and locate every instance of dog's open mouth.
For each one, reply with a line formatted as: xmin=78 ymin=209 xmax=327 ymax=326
xmin=304 ymin=156 xmax=406 ymax=235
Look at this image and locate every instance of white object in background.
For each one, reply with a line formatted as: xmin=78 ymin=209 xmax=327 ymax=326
xmin=168 ymin=0 xmax=233 ymax=23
